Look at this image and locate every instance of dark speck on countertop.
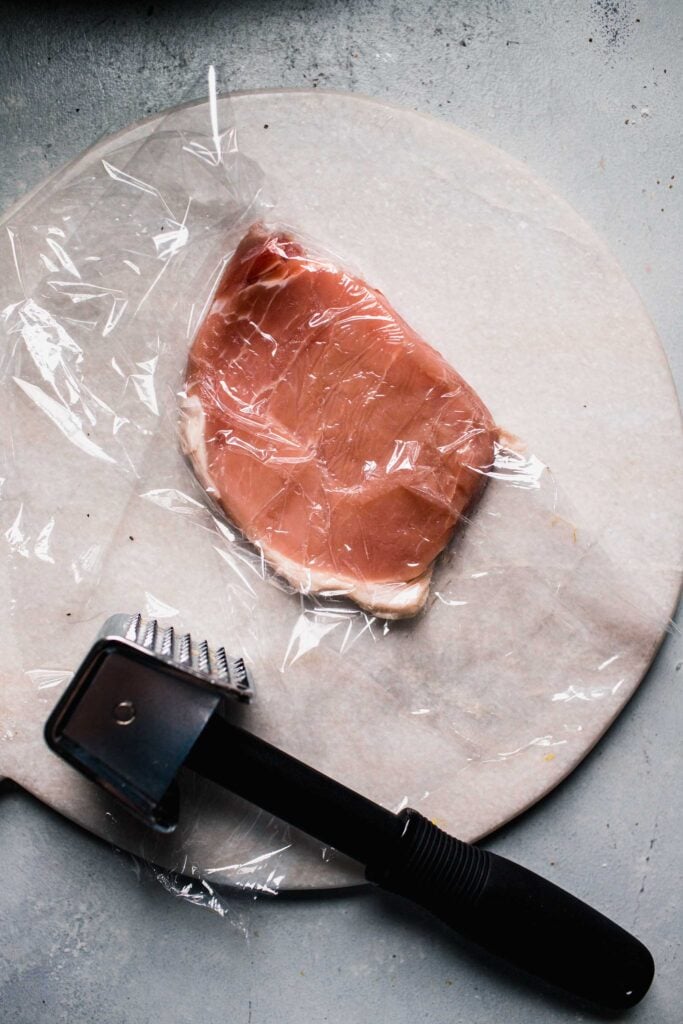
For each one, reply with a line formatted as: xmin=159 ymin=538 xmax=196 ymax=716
xmin=590 ymin=0 xmax=635 ymax=51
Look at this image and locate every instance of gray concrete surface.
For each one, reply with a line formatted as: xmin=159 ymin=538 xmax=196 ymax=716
xmin=0 ymin=2 xmax=681 ymax=1022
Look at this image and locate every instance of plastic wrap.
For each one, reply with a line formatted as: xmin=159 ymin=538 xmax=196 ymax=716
xmin=0 ymin=80 xmax=674 ymax=905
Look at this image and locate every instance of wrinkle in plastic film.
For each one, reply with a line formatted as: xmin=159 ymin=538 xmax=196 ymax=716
xmin=0 ymin=78 xmax=670 ymax=907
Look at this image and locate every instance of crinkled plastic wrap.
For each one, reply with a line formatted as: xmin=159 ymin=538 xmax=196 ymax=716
xmin=0 ymin=84 xmax=670 ymax=906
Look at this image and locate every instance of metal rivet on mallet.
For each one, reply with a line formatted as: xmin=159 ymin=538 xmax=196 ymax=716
xmin=113 ymin=700 xmax=136 ymax=726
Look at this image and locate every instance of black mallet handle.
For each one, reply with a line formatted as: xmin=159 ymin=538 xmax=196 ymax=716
xmin=186 ymin=715 xmax=654 ymax=1011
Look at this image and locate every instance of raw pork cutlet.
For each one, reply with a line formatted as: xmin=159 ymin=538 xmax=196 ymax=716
xmin=182 ymin=224 xmax=496 ymax=619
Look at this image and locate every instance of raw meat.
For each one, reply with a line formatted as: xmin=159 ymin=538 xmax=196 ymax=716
xmin=182 ymin=224 xmax=496 ymax=618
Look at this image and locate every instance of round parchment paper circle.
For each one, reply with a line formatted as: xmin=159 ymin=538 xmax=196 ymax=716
xmin=0 ymin=91 xmax=680 ymax=891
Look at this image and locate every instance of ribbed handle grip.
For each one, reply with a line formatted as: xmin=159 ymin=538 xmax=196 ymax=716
xmin=366 ymin=809 xmax=654 ymax=1011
